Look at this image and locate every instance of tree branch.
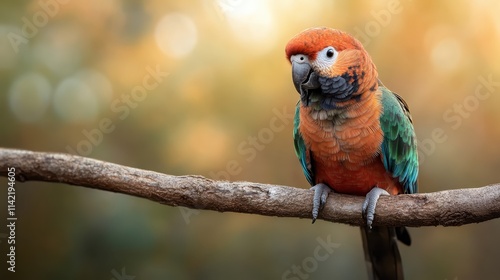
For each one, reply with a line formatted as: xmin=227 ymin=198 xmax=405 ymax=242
xmin=1 ymin=147 xmax=499 ymax=227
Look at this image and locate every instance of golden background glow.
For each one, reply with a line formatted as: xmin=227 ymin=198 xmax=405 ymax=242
xmin=1 ymin=0 xmax=500 ymax=279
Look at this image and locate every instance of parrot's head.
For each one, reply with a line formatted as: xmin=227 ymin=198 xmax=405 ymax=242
xmin=285 ymin=27 xmax=378 ymax=109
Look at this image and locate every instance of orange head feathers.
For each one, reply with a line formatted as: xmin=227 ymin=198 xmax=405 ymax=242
xmin=285 ymin=27 xmax=363 ymax=61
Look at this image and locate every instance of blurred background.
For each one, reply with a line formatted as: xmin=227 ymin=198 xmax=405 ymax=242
xmin=1 ymin=0 xmax=500 ymax=279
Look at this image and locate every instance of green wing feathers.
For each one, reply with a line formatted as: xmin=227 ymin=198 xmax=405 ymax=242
xmin=380 ymin=87 xmax=419 ymax=194
xmin=293 ymin=102 xmax=314 ymax=185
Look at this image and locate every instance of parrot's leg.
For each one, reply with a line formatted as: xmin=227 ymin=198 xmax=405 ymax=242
xmin=362 ymin=187 xmax=390 ymax=229
xmin=310 ymin=183 xmax=331 ymax=223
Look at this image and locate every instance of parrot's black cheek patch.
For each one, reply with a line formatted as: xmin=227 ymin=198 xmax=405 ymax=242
xmin=316 ymin=68 xmax=366 ymax=109
xmin=317 ymin=75 xmax=354 ymax=102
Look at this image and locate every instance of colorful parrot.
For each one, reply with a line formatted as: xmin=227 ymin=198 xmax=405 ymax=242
xmin=285 ymin=27 xmax=418 ymax=280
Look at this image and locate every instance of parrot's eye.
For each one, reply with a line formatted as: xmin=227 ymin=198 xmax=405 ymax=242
xmin=290 ymin=54 xmax=309 ymax=64
xmin=326 ymin=49 xmax=335 ymax=58
xmin=316 ymin=47 xmax=338 ymax=67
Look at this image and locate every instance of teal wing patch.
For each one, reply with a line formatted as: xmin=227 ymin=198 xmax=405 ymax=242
xmin=380 ymin=86 xmax=419 ymax=194
xmin=293 ymin=102 xmax=314 ymax=185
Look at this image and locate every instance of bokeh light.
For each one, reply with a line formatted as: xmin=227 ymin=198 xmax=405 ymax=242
xmin=430 ymin=37 xmax=463 ymax=73
xmin=8 ymin=72 xmax=52 ymax=123
xmin=33 ymin=23 xmax=86 ymax=76
xmin=217 ymin=0 xmax=277 ymax=53
xmin=155 ymin=13 xmax=198 ymax=58
xmin=72 ymin=69 xmax=114 ymax=106
xmin=53 ymin=76 xmax=99 ymax=123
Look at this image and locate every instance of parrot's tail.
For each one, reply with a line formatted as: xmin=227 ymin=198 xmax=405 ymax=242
xmin=360 ymin=226 xmax=411 ymax=280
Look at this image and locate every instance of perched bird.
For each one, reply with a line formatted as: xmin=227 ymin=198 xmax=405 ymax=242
xmin=285 ymin=27 xmax=418 ymax=280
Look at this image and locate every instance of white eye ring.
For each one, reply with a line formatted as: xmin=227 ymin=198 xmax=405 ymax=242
xmin=290 ymin=54 xmax=309 ymax=64
xmin=315 ymin=46 xmax=338 ymax=68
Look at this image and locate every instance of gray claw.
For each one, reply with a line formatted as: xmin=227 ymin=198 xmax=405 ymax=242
xmin=310 ymin=183 xmax=331 ymax=223
xmin=362 ymin=187 xmax=390 ymax=228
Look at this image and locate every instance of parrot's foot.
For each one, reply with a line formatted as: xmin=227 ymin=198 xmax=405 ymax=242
xmin=311 ymin=183 xmax=331 ymax=224
xmin=362 ymin=187 xmax=390 ymax=229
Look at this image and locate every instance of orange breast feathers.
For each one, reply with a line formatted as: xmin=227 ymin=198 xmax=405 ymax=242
xmin=299 ymin=90 xmax=403 ymax=196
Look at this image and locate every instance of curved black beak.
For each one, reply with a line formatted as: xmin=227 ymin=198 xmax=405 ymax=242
xmin=292 ymin=60 xmax=311 ymax=93
xmin=291 ymin=60 xmax=320 ymax=105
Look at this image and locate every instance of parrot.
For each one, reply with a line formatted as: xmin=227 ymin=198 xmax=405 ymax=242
xmin=285 ymin=27 xmax=418 ymax=280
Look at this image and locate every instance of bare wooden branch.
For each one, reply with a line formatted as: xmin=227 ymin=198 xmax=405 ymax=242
xmin=1 ymin=147 xmax=499 ymax=227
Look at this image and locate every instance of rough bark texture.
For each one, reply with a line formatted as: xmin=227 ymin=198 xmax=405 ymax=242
xmin=1 ymin=148 xmax=499 ymax=227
